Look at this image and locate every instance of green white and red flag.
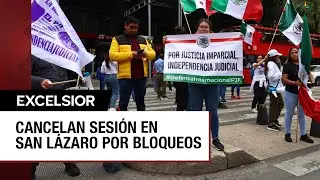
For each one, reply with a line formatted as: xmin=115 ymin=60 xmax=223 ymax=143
xmin=241 ymin=21 xmax=263 ymax=46
xmin=298 ymin=15 xmax=319 ymax=122
xmin=211 ymin=0 xmax=263 ymax=21
xmin=180 ymin=0 xmax=217 ymax=16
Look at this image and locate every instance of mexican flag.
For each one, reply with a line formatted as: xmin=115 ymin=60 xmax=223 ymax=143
xmin=298 ymin=15 xmax=319 ymax=122
xmin=298 ymin=15 xmax=313 ymax=85
xmin=211 ymin=0 xmax=263 ymax=21
xmin=279 ymin=0 xmax=303 ymax=46
xmin=298 ymin=84 xmax=320 ymax=122
xmin=240 ymin=21 xmax=263 ymax=46
xmin=180 ymin=0 xmax=217 ymax=16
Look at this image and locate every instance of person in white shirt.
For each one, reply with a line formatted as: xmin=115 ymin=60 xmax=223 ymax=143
xmin=250 ymin=55 xmax=268 ymax=113
xmin=265 ymin=49 xmax=284 ymax=131
xmin=101 ymin=51 xmax=119 ymax=111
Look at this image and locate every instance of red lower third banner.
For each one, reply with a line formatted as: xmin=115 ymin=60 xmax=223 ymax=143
xmin=0 ymin=0 xmax=31 ymax=179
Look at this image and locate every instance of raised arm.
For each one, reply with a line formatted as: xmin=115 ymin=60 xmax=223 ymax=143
xmin=253 ymin=55 xmax=267 ymax=69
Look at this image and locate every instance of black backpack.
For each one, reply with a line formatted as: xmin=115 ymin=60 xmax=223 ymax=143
xmin=310 ymin=120 xmax=320 ymax=138
xmin=256 ymin=104 xmax=269 ymax=125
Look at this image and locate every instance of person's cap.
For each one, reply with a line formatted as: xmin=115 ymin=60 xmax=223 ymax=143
xmin=268 ymin=49 xmax=282 ymax=57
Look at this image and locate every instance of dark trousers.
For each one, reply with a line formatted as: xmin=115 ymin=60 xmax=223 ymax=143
xmin=231 ymin=85 xmax=240 ymax=96
xmin=174 ymin=82 xmax=188 ymax=111
xmin=100 ymin=80 xmax=105 ymax=90
xmin=155 ymin=73 xmax=167 ymax=98
xmin=220 ymin=85 xmax=227 ymax=100
xmin=251 ymin=82 xmax=267 ymax=109
xmin=269 ymin=93 xmax=284 ymax=125
xmin=188 ymin=84 xmax=220 ymax=140
xmin=119 ymin=78 xmax=147 ymax=111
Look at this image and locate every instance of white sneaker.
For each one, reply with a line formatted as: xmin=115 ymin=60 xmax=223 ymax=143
xmin=108 ymin=108 xmax=116 ymax=111
xmin=251 ymin=108 xmax=258 ymax=113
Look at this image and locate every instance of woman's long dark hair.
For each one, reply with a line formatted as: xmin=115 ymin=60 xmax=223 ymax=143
xmin=256 ymin=55 xmax=263 ymax=63
xmin=104 ymin=51 xmax=110 ymax=69
xmin=196 ymin=18 xmax=212 ymax=29
xmin=286 ymin=47 xmax=298 ymax=64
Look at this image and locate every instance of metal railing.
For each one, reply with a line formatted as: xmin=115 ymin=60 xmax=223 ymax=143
xmin=124 ymin=0 xmax=156 ymax=17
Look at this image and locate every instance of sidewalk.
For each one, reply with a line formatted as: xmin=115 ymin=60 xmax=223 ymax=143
xmin=220 ymin=116 xmax=320 ymax=161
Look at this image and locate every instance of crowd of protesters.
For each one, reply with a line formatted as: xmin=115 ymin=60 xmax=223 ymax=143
xmin=31 ymin=15 xmax=315 ymax=179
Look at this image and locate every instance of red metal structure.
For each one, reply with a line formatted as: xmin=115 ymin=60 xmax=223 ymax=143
xmin=221 ymin=26 xmax=320 ymax=85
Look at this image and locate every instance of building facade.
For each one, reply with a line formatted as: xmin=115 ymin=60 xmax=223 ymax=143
xmin=58 ymin=0 xmax=240 ymax=71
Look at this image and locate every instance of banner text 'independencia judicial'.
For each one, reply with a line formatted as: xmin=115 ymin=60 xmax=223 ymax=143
xmin=31 ymin=34 xmax=79 ymax=63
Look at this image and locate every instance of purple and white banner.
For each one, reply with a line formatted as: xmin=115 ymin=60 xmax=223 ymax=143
xmin=31 ymin=0 xmax=95 ymax=77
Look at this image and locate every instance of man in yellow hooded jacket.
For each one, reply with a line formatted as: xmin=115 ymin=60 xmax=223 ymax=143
xmin=109 ymin=16 xmax=156 ymax=111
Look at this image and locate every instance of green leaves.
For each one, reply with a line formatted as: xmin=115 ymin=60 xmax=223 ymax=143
xmin=291 ymin=0 xmax=320 ymax=33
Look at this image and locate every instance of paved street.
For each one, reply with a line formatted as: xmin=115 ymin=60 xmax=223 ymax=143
xmin=117 ymin=85 xmax=320 ymax=126
xmin=35 ymin=85 xmax=320 ymax=179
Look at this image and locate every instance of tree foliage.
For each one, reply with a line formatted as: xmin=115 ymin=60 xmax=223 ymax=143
xmin=291 ymin=0 xmax=320 ymax=33
xmin=261 ymin=0 xmax=281 ymax=28
xmin=261 ymin=0 xmax=319 ymax=33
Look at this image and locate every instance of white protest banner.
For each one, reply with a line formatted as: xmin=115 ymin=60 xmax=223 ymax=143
xmin=31 ymin=0 xmax=95 ymax=77
xmin=0 ymin=111 xmax=210 ymax=161
xmin=164 ymin=32 xmax=243 ymax=84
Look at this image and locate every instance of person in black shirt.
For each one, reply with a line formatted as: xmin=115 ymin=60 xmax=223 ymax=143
xmin=164 ymin=26 xmax=189 ymax=111
xmin=282 ymin=48 xmax=314 ymax=143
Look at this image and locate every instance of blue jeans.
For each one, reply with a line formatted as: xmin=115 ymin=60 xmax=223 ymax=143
xmin=99 ymin=75 xmax=107 ymax=90
xmin=231 ymin=85 xmax=240 ymax=96
xmin=284 ymin=90 xmax=306 ymax=136
xmin=104 ymin=74 xmax=119 ymax=108
xmin=220 ymin=85 xmax=227 ymax=100
xmin=119 ymin=78 xmax=147 ymax=111
xmin=188 ymin=84 xmax=220 ymax=140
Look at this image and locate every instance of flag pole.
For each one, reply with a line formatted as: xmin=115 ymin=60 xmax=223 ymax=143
xmin=178 ymin=0 xmax=182 ymax=26
xmin=183 ymin=12 xmax=192 ymax=34
xmin=76 ymin=76 xmax=81 ymax=88
xmin=296 ymin=3 xmax=309 ymax=143
xmin=179 ymin=2 xmax=192 ymax=34
xmin=268 ymin=2 xmax=288 ymax=51
xmin=296 ymin=105 xmax=299 ymax=143
xmin=50 ymin=79 xmax=77 ymax=85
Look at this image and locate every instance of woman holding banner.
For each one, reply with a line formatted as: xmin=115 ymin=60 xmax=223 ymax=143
xmin=188 ymin=19 xmax=224 ymax=151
